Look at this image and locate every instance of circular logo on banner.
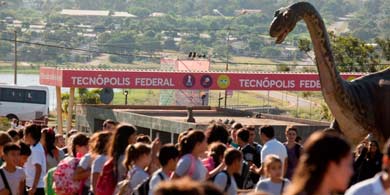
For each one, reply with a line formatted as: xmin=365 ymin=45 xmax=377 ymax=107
xmin=200 ymin=75 xmax=213 ymax=88
xmin=217 ymin=75 xmax=230 ymax=89
xmin=183 ymin=74 xmax=196 ymax=88
xmin=346 ymin=76 xmax=357 ymax=81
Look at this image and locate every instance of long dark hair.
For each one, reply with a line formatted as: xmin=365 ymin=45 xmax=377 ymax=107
xmin=285 ymin=131 xmax=351 ymax=195
xmin=108 ymin=124 xmax=137 ymax=178
xmin=41 ymin=128 xmax=56 ymax=157
xmin=206 ymin=123 xmax=229 ymax=144
xmin=179 ymin=130 xmax=205 ymax=156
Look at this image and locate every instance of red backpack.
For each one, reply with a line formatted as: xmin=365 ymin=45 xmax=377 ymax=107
xmin=95 ymin=159 xmax=117 ymax=195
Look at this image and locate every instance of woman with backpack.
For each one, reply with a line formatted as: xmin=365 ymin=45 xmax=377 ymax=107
xmin=95 ymin=124 xmax=137 ymax=195
xmin=41 ymin=128 xmax=65 ymax=171
xmin=123 ymin=143 xmax=152 ymax=193
xmin=283 ymin=126 xmax=303 ymax=179
xmin=213 ymin=148 xmax=242 ymax=195
xmin=90 ymin=131 xmax=112 ymax=194
xmin=174 ymin=130 xmax=208 ymax=181
xmin=53 ymin=133 xmax=89 ymax=195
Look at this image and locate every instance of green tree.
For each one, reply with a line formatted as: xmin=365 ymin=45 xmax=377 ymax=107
xmin=99 ymin=32 xmax=136 ymax=63
xmin=330 ymin=33 xmax=380 ymax=72
xmin=77 ymin=88 xmax=101 ymax=104
xmin=376 ymin=38 xmax=390 ymax=61
xmin=128 ymin=7 xmax=151 ymax=18
xmin=0 ymin=41 xmax=13 ymax=59
xmin=261 ymin=47 xmax=281 ymax=58
xmin=298 ymin=38 xmax=312 ymax=53
xmin=298 ymin=33 xmax=381 ymax=72
xmin=164 ymin=38 xmax=177 ymax=50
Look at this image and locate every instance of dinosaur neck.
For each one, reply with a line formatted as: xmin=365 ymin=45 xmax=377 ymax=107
xmin=293 ymin=2 xmax=345 ymax=95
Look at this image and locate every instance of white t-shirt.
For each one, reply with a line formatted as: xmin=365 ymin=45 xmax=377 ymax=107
xmin=255 ymin=178 xmax=290 ymax=195
xmin=175 ymin=154 xmax=207 ymax=181
xmin=128 ymin=165 xmax=149 ymax=191
xmin=24 ymin=143 xmax=46 ymax=188
xmin=213 ymin=171 xmax=238 ymax=195
xmin=0 ymin=167 xmax=26 ymax=195
xmin=261 ymin=138 xmax=288 ymax=167
xmin=78 ymin=153 xmax=92 ymax=187
xmin=91 ymin=155 xmax=107 ymax=191
xmin=92 ymin=155 xmax=107 ymax=174
xmin=148 ymin=169 xmax=169 ymax=195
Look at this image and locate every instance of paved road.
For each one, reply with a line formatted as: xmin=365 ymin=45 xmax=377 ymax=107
xmin=258 ymin=91 xmax=317 ymax=108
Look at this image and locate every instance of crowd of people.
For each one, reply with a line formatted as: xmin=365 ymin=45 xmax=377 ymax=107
xmin=0 ymin=118 xmax=388 ymax=195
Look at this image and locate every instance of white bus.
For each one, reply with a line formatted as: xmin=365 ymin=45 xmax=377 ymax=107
xmin=0 ymin=84 xmax=49 ymax=121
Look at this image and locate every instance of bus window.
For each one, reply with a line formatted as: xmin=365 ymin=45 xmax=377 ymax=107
xmin=0 ymin=88 xmax=24 ymax=102
xmin=25 ymin=90 xmax=46 ymax=104
xmin=0 ymin=88 xmax=46 ymax=104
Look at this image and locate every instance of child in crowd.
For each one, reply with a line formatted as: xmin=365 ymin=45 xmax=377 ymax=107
xmin=136 ymin=134 xmax=152 ymax=144
xmin=90 ymin=131 xmax=112 ymax=194
xmin=54 ymin=134 xmax=65 ymax=149
xmin=124 ymin=142 xmax=152 ymax=192
xmin=149 ymin=144 xmax=179 ymax=195
xmin=255 ymin=155 xmax=290 ymax=195
xmin=0 ymin=133 xmax=12 ymax=166
xmin=53 ymin=133 xmax=89 ymax=195
xmin=0 ymin=143 xmax=26 ymax=195
xmin=41 ymin=128 xmax=65 ymax=171
xmin=213 ymin=148 xmax=242 ymax=195
xmin=110 ymin=124 xmax=138 ymax=181
xmin=174 ymin=130 xmax=208 ymax=181
xmin=24 ymin=124 xmax=47 ymax=195
xmin=17 ymin=141 xmax=32 ymax=167
xmin=202 ymin=142 xmax=226 ymax=173
xmin=7 ymin=129 xmax=20 ymax=142
xmin=71 ymin=133 xmax=91 ymax=195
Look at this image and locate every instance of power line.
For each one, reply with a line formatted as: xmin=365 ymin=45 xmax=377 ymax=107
xmin=0 ymin=38 xmax=162 ymax=59
xmin=3 ymin=36 xmax=388 ymax=68
xmin=20 ymin=21 xmax=259 ymax=32
xmin=4 ymin=20 xmax=267 ymax=36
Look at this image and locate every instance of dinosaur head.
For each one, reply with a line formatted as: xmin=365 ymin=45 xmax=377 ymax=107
xmin=269 ymin=7 xmax=299 ymax=44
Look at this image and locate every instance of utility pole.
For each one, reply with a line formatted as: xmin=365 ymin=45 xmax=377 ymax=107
xmin=217 ymin=10 xmax=247 ymax=108
xmin=13 ymin=30 xmax=17 ymax=85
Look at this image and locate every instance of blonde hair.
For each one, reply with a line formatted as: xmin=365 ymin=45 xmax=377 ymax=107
xmin=264 ymin=155 xmax=282 ymax=177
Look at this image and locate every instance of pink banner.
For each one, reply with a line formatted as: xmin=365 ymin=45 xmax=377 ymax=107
xmin=40 ymin=67 xmax=364 ymax=91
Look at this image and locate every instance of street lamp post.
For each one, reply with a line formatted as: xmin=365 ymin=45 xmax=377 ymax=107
xmin=216 ymin=10 xmax=247 ymax=108
xmin=123 ymin=90 xmax=129 ymax=105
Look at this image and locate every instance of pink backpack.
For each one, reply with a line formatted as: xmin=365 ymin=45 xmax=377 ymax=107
xmin=53 ymin=156 xmax=81 ymax=195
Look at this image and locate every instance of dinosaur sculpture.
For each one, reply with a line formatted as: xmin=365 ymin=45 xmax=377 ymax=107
xmin=269 ymin=2 xmax=390 ymax=144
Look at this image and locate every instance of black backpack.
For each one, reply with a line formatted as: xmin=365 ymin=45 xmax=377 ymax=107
xmin=210 ymin=171 xmax=232 ymax=192
xmin=134 ymin=172 xmax=165 ymax=195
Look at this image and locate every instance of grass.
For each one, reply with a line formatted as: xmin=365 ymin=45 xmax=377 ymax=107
xmin=113 ymin=89 xmax=160 ymax=105
xmin=0 ymin=66 xmax=40 ymax=74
